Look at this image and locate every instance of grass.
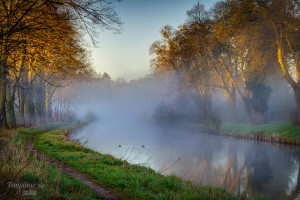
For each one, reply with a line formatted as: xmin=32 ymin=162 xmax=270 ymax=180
xmin=14 ymin=122 xmax=68 ymax=146
xmin=0 ymin=123 xmax=267 ymax=199
xmin=0 ymin=123 xmax=103 ymax=200
xmin=222 ymin=122 xmax=300 ymax=138
xmin=33 ymin=125 xmax=266 ymax=200
xmin=187 ymin=121 xmax=300 ymax=141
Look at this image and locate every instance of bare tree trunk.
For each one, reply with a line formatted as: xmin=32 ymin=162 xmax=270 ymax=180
xmin=0 ymin=57 xmax=8 ymax=129
xmin=17 ymin=56 xmax=27 ymax=126
xmin=286 ymin=154 xmax=300 ymax=200
xmin=25 ymin=89 xmax=36 ymax=127
xmin=225 ymin=85 xmax=237 ymax=121
xmin=18 ymin=88 xmax=26 ymax=126
xmin=35 ymin=78 xmax=46 ymax=125
xmin=24 ymin=93 xmax=31 ymax=127
xmin=294 ymin=87 xmax=300 ymax=124
xmin=286 ymin=163 xmax=300 ymax=199
xmin=241 ymin=96 xmax=253 ymax=123
xmin=277 ymin=35 xmax=299 ymax=123
xmin=227 ymin=94 xmax=236 ymax=112
xmin=6 ymin=82 xmax=16 ymax=128
xmin=45 ymin=86 xmax=54 ymax=123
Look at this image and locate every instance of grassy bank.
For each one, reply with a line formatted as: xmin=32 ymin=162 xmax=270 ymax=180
xmin=186 ymin=121 xmax=300 ymax=144
xmin=0 ymin=123 xmax=102 ymax=200
xmin=34 ymin=127 xmax=237 ymax=200
xmin=1 ymin=123 xmax=266 ymax=199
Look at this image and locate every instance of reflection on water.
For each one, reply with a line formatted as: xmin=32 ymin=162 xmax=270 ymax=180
xmin=70 ymin=121 xmax=300 ymax=199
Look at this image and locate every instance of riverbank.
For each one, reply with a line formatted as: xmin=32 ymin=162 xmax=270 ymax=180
xmin=0 ymin=123 xmax=266 ymax=199
xmin=0 ymin=123 xmax=102 ymax=200
xmin=184 ymin=121 xmax=300 ymax=145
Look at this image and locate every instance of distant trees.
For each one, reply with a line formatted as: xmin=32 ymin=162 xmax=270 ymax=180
xmin=153 ymin=102 xmax=180 ymax=127
xmin=150 ymin=0 xmax=299 ymax=124
xmin=0 ymin=0 xmax=121 ymax=129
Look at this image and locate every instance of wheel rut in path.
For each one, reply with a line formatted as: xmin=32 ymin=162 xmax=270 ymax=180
xmin=26 ymin=133 xmax=119 ymax=200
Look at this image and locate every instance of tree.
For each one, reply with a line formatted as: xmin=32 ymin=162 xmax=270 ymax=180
xmin=210 ymin=0 xmax=276 ymax=123
xmin=150 ymin=25 xmax=183 ymax=74
xmin=150 ymin=1 xmax=277 ymax=124
xmin=255 ymin=0 xmax=300 ymax=123
xmin=0 ymin=0 xmax=122 ymax=129
xmin=216 ymin=0 xmax=299 ymax=123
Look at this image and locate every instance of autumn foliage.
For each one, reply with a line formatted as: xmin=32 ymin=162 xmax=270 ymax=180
xmin=0 ymin=0 xmax=121 ymax=129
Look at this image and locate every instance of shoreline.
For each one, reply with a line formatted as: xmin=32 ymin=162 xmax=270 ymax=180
xmin=33 ymin=123 xmax=258 ymax=200
xmin=209 ymin=130 xmax=300 ymax=145
xmin=1 ymin=122 xmax=268 ymax=199
xmin=204 ymin=129 xmax=300 ymax=147
xmin=181 ymin=121 xmax=300 ymax=146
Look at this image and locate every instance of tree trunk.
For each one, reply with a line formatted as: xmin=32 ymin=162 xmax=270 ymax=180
xmin=286 ymin=161 xmax=300 ymax=200
xmin=6 ymin=83 xmax=16 ymax=128
xmin=16 ymin=55 xmax=27 ymax=126
xmin=45 ymin=87 xmax=54 ymax=123
xmin=225 ymin=86 xmax=237 ymax=121
xmin=294 ymin=87 xmax=300 ymax=124
xmin=0 ymin=57 xmax=8 ymax=129
xmin=35 ymin=79 xmax=46 ymax=125
xmin=241 ymin=96 xmax=253 ymax=123
xmin=276 ymin=35 xmax=299 ymax=123
xmin=24 ymin=93 xmax=31 ymax=127
xmin=18 ymin=89 xmax=26 ymax=126
xmin=25 ymin=89 xmax=36 ymax=127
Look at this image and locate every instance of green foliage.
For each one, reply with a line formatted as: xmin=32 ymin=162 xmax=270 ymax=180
xmin=153 ymin=102 xmax=181 ymax=127
xmin=292 ymin=118 xmax=300 ymax=126
xmin=205 ymin=114 xmax=222 ymax=131
xmin=245 ymin=75 xmax=272 ymax=114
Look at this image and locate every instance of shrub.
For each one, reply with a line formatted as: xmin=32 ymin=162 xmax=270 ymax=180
xmin=153 ymin=102 xmax=181 ymax=127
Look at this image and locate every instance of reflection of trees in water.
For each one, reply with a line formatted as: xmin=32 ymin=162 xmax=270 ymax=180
xmin=222 ymin=146 xmax=245 ymax=193
xmin=193 ymin=144 xmax=300 ymax=199
xmin=193 ymin=144 xmax=246 ymax=193
xmin=247 ymin=147 xmax=273 ymax=194
xmin=218 ymin=146 xmax=300 ymax=199
xmin=156 ymin=137 xmax=300 ymax=199
xmin=197 ymin=151 xmax=213 ymax=185
xmin=111 ymin=132 xmax=300 ymax=199
xmin=286 ymin=153 xmax=300 ymax=200
xmin=245 ymin=148 xmax=300 ymax=200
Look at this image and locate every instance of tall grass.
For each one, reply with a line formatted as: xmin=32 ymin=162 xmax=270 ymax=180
xmin=0 ymin=126 xmax=102 ymax=200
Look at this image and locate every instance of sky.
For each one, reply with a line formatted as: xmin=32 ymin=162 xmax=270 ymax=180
xmin=91 ymin=0 xmax=218 ymax=81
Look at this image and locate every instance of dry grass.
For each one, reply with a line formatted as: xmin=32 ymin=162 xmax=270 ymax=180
xmin=0 ymin=126 xmax=102 ymax=200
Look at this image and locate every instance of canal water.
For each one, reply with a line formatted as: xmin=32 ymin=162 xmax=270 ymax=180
xmin=70 ymin=119 xmax=300 ymax=200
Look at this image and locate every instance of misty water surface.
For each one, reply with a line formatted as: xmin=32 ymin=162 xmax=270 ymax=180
xmin=69 ymin=75 xmax=300 ymax=199
xmin=70 ymin=118 xmax=300 ymax=200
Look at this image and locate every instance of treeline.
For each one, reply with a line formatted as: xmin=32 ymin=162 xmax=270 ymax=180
xmin=51 ymin=72 xmax=113 ymax=122
xmin=150 ymin=0 xmax=300 ymax=125
xmin=0 ymin=0 xmax=121 ymax=129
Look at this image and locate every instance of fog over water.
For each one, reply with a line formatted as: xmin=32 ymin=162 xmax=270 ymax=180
xmin=69 ymin=74 xmax=300 ymax=199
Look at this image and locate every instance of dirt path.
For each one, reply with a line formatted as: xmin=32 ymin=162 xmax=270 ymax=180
xmin=26 ymin=135 xmax=119 ymax=200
